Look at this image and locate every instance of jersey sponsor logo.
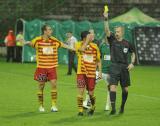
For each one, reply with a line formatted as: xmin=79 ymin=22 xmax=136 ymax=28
xmin=42 ymin=47 xmax=54 ymax=54
xmin=104 ymin=55 xmax=111 ymax=60
xmin=123 ymin=48 xmax=128 ymax=53
xmin=83 ymin=54 xmax=93 ymax=63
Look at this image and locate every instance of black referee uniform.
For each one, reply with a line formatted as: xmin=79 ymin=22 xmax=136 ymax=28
xmin=107 ymin=33 xmax=135 ymax=114
xmin=108 ymin=34 xmax=134 ymax=86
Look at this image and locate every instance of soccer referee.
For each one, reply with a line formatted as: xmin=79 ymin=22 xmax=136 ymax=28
xmin=103 ymin=11 xmax=136 ymax=115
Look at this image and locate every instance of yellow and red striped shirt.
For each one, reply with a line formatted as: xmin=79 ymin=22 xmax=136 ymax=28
xmin=75 ymin=41 xmax=100 ymax=78
xmin=31 ymin=36 xmax=64 ymax=68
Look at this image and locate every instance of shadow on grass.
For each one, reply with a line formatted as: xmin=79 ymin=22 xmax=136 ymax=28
xmin=49 ymin=110 xmax=123 ymax=125
xmin=1 ymin=111 xmax=50 ymax=119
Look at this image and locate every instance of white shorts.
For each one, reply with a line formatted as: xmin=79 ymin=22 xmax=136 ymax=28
xmin=96 ymin=71 xmax=110 ymax=85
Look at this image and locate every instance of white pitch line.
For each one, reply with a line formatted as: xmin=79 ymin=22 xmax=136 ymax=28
xmin=130 ymin=94 xmax=160 ymax=101
xmin=0 ymin=71 xmax=159 ymax=102
xmin=59 ymin=81 xmax=160 ymax=101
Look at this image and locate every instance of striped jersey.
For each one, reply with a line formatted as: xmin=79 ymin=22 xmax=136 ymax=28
xmin=31 ymin=36 xmax=63 ymax=68
xmin=75 ymin=41 xmax=100 ymax=78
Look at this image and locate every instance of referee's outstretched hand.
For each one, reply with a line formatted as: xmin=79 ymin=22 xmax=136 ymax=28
xmin=127 ymin=63 xmax=134 ymax=71
xmin=103 ymin=12 xmax=108 ymax=19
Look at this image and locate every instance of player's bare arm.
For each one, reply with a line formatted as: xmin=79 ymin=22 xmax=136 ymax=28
xmin=62 ymin=43 xmax=76 ymax=51
xmin=24 ymin=41 xmax=32 ymax=46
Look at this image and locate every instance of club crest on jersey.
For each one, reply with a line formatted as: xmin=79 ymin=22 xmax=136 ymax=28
xmin=123 ymin=48 xmax=128 ymax=53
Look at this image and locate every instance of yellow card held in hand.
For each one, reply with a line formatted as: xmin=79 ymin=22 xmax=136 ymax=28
xmin=104 ymin=5 xmax=109 ymax=12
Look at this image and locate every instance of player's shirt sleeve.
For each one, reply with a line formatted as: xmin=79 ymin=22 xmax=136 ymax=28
xmin=31 ymin=37 xmax=38 ymax=48
xmin=128 ymin=42 xmax=135 ymax=53
xmin=96 ymin=45 xmax=101 ymax=61
xmin=56 ymin=38 xmax=64 ymax=48
xmin=50 ymin=36 xmax=64 ymax=48
xmin=57 ymin=41 xmax=64 ymax=48
xmin=75 ymin=42 xmax=80 ymax=54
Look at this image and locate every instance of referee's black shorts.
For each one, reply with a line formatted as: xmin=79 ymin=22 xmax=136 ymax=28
xmin=109 ymin=63 xmax=130 ymax=87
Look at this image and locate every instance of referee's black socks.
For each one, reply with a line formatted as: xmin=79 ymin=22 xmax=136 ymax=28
xmin=120 ymin=90 xmax=128 ymax=112
xmin=110 ymin=91 xmax=116 ymax=112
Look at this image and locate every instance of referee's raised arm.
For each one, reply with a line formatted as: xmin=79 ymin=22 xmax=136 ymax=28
xmin=103 ymin=11 xmax=111 ymax=37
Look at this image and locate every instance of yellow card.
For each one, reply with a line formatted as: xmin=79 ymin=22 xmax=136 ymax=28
xmin=104 ymin=5 xmax=109 ymax=12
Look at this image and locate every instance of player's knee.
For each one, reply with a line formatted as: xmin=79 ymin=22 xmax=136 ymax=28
xmin=122 ymin=87 xmax=128 ymax=93
xmin=88 ymin=90 xmax=94 ymax=96
xmin=88 ymin=86 xmax=95 ymax=93
xmin=78 ymin=87 xmax=85 ymax=96
xmin=110 ymin=85 xmax=116 ymax=91
xmin=50 ymin=80 xmax=57 ymax=87
xmin=39 ymin=86 xmax=44 ymax=91
xmin=38 ymin=83 xmax=45 ymax=90
xmin=78 ymin=91 xmax=84 ymax=96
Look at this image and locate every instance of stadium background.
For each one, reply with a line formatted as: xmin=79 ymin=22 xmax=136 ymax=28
xmin=0 ymin=0 xmax=160 ymax=65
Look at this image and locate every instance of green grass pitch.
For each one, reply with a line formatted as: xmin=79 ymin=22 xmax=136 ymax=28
xmin=0 ymin=61 xmax=160 ymax=126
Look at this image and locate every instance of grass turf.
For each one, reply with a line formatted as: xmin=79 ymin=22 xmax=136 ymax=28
xmin=0 ymin=61 xmax=160 ymax=126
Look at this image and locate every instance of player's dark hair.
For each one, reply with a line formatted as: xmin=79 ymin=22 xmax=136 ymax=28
xmin=81 ymin=31 xmax=90 ymax=40
xmin=41 ymin=24 xmax=49 ymax=34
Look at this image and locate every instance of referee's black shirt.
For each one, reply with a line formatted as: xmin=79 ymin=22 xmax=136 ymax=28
xmin=107 ymin=34 xmax=134 ymax=65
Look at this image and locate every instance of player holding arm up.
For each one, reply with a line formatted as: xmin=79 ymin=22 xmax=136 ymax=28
xmin=75 ymin=31 xmax=102 ymax=116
